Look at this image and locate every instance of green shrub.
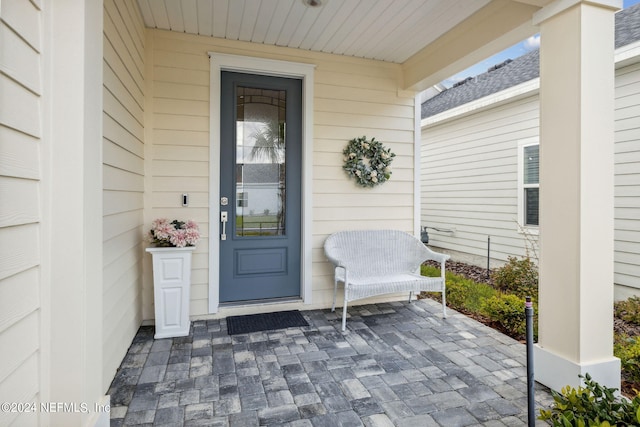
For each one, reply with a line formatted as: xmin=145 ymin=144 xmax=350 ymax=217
xmin=539 ymin=373 xmax=640 ymax=426
xmin=421 ymin=264 xmax=440 ymax=278
xmin=421 ymin=265 xmax=472 ymax=308
xmin=446 ymin=277 xmax=475 ymax=308
xmin=491 ymin=256 xmax=538 ymax=298
xmin=480 ymin=293 xmax=529 ymax=339
xmin=421 ymin=265 xmax=497 ymax=314
xmin=614 ymin=296 xmax=640 ymax=326
xmin=615 ymin=334 xmax=640 ymax=386
xmin=453 ymin=279 xmax=496 ymax=313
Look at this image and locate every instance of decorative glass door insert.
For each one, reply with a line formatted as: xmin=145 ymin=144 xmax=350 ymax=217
xmin=235 ymin=86 xmax=286 ymax=237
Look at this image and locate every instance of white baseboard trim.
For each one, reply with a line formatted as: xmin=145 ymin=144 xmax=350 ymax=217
xmin=534 ymin=344 xmax=620 ymax=393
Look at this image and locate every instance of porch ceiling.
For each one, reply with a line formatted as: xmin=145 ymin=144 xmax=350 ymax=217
xmin=136 ymin=0 xmax=490 ymax=63
xmin=136 ymin=0 xmax=550 ymax=89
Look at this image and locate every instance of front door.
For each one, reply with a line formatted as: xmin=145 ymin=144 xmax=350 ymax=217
xmin=219 ymin=71 xmax=302 ymax=303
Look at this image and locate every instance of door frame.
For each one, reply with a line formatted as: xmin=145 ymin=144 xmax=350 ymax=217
xmin=208 ymin=52 xmax=315 ymax=314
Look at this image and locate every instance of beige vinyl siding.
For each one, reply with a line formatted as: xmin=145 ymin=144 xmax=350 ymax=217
xmin=421 ymin=95 xmax=540 ymax=264
xmin=615 ymin=61 xmax=640 ymax=293
xmin=146 ymin=30 xmax=417 ymax=315
xmin=103 ymin=0 xmax=145 ymax=388
xmin=0 ymin=1 xmax=43 ymax=425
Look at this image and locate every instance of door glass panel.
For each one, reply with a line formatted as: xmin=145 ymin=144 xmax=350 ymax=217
xmin=235 ymin=86 xmax=286 ymax=236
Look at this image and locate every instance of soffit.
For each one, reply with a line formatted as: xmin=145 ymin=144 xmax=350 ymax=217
xmin=136 ymin=0 xmax=491 ymax=63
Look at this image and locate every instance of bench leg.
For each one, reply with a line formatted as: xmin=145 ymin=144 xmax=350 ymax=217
xmin=442 ymin=289 xmax=447 ymax=318
xmin=441 ymin=261 xmax=448 ymax=318
xmin=408 ymin=291 xmax=413 ymax=303
xmin=341 ymin=286 xmax=349 ymax=331
xmin=332 ymin=278 xmax=339 ymax=312
xmin=342 ymin=302 xmax=348 ymax=331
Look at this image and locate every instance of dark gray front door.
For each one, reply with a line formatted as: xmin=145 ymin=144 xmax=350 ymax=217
xmin=219 ymin=71 xmax=302 ymax=303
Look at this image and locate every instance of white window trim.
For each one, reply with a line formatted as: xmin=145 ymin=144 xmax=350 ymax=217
xmin=207 ymin=53 xmax=315 ymax=314
xmin=517 ymin=137 xmax=539 ymax=235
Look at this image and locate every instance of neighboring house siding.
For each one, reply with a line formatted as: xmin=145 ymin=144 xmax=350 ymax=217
xmin=0 ymin=1 xmax=43 ymax=425
xmin=615 ymin=61 xmax=640 ymax=293
xmin=103 ymin=0 xmax=145 ymax=387
xmin=421 ymin=95 xmax=539 ymax=265
xmin=146 ymin=29 xmax=416 ymax=316
xmin=422 ymin=56 xmax=640 ymax=295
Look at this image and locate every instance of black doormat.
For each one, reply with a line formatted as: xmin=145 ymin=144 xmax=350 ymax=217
xmin=226 ymin=310 xmax=309 ymax=335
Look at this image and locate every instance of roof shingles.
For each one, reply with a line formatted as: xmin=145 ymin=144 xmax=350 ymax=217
xmin=421 ymin=4 xmax=640 ymax=120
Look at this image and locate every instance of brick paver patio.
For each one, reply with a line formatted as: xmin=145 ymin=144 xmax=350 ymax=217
xmin=108 ymin=299 xmax=553 ymax=426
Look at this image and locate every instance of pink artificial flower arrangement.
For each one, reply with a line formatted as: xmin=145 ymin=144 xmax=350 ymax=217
xmin=149 ymin=218 xmax=200 ymax=248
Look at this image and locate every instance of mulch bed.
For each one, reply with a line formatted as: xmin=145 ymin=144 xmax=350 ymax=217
xmin=425 ymin=259 xmax=494 ymax=286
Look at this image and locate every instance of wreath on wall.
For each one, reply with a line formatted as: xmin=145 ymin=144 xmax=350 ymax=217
xmin=343 ymin=136 xmax=396 ymax=188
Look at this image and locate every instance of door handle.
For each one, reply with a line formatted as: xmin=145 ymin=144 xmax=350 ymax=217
xmin=221 ymin=211 xmax=228 ymax=241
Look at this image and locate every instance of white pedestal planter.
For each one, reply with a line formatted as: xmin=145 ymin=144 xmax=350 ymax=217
xmin=146 ymin=246 xmax=196 ymax=339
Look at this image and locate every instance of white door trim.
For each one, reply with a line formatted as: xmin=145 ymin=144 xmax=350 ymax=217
xmin=208 ymin=52 xmax=315 ymax=313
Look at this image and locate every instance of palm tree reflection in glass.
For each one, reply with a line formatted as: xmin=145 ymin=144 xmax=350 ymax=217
xmin=249 ymin=119 xmax=286 ymax=236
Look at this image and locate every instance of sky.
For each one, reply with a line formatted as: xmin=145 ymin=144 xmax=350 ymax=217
xmin=440 ymin=0 xmax=640 ymax=88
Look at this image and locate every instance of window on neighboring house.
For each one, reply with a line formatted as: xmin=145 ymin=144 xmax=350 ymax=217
xmin=519 ymin=140 xmax=539 ymax=228
xmin=237 ymin=192 xmax=249 ymax=208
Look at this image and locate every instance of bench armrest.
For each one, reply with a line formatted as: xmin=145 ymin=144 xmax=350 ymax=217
xmin=325 ymin=252 xmax=343 ymax=269
xmin=421 ymin=245 xmax=450 ymax=265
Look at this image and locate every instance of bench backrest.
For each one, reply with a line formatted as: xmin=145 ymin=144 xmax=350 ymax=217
xmin=324 ymin=229 xmax=427 ymax=277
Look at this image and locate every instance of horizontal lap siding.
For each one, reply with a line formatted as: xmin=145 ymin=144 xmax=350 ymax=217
xmin=103 ymin=0 xmax=145 ymax=389
xmin=0 ymin=1 xmax=42 ymax=425
xmin=311 ymin=57 xmax=415 ymax=307
xmin=615 ymin=62 xmax=640 ymax=291
xmin=147 ymin=32 xmax=210 ymax=318
xmin=421 ymin=61 xmax=640 ymax=293
xmin=421 ymin=96 xmax=539 ymax=264
xmin=148 ymin=30 xmax=416 ymax=313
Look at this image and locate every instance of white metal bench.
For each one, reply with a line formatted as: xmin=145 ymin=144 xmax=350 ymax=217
xmin=324 ymin=229 xmax=450 ymax=331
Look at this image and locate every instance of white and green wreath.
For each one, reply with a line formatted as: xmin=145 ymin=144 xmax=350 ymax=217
xmin=343 ymin=136 xmax=396 ymax=188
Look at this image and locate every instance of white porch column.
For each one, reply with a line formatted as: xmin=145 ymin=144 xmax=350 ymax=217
xmin=43 ymin=0 xmax=106 ymax=425
xmin=533 ymin=0 xmax=621 ymax=392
